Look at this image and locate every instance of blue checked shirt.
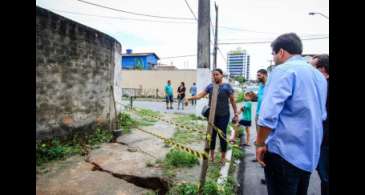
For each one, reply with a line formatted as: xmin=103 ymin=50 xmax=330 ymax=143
xmin=258 ymin=55 xmax=327 ymax=172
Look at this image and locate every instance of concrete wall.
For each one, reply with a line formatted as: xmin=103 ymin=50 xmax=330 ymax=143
xmin=120 ymin=70 xmax=197 ymax=97
xmin=36 ymin=6 xmax=122 ymax=140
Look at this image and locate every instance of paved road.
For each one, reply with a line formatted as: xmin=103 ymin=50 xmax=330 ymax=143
xmin=238 ymin=102 xmax=321 ymax=195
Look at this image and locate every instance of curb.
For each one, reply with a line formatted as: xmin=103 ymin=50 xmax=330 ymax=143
xmin=217 ymin=126 xmax=235 ymax=185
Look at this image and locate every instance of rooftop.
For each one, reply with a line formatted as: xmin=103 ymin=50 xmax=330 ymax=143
xmin=122 ymin=52 xmax=160 ymax=60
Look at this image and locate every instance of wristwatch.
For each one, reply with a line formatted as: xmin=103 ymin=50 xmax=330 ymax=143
xmin=254 ymin=141 xmax=266 ymax=147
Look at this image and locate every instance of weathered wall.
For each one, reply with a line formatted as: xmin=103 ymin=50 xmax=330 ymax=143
xmin=36 ymin=6 xmax=122 ymax=140
xmin=120 ymin=70 xmax=197 ymax=97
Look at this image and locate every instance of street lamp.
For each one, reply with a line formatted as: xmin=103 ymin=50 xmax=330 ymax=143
xmin=309 ymin=12 xmax=329 ymax=20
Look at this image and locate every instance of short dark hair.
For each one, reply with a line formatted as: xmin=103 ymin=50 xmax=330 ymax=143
xmin=257 ymin=69 xmax=268 ymax=75
xmin=271 ymin=33 xmax=303 ymax=55
xmin=181 ymin=82 xmax=185 ymax=86
xmin=313 ymin=54 xmax=329 ymax=73
xmin=213 ymin=68 xmax=223 ymax=75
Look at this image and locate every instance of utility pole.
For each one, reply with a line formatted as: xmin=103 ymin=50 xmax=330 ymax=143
xmin=197 ymin=0 xmax=210 ymax=69
xmin=213 ymin=2 xmax=218 ymax=69
xmin=197 ymin=0 xmax=219 ymax=194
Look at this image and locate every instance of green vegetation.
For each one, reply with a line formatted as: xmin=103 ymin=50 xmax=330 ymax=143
xmin=220 ymin=176 xmax=236 ymax=195
xmin=37 ymin=111 xmax=157 ymax=167
xmin=119 ymin=110 xmax=158 ymax=133
xmin=233 ymin=76 xmax=246 ymax=84
xmin=207 ymin=155 xmax=222 ymax=181
xmin=36 ymin=128 xmax=113 ymax=167
xmin=172 ymin=114 xmax=206 ymax=144
xmin=232 ymin=146 xmax=244 ymax=159
xmin=167 ymin=179 xmax=234 ymax=195
xmin=164 ymin=149 xmax=199 ymax=168
xmin=118 ymin=112 xmax=139 ymax=133
xmin=168 ymin=182 xmax=199 ymax=195
xmin=135 ymin=108 xmax=160 ymax=122
xmin=236 ymin=91 xmax=245 ymax=103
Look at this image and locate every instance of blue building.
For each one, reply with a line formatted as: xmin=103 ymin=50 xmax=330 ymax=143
xmin=121 ymin=49 xmax=160 ymax=70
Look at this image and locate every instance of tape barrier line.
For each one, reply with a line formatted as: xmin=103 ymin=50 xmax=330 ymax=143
xmin=135 ymin=127 xmax=208 ymax=159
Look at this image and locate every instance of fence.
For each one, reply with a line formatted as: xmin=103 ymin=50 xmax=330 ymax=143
xmin=122 ymin=88 xmax=161 ymax=98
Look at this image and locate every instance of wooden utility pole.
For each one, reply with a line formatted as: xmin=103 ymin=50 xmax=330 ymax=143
xmin=213 ymin=2 xmax=218 ymax=69
xmin=197 ymin=0 xmax=219 ymax=193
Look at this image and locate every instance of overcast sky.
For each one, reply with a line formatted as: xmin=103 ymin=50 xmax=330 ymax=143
xmin=36 ymin=0 xmax=329 ymax=79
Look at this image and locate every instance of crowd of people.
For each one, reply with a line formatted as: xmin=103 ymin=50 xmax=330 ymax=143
xmin=163 ymin=33 xmax=329 ymax=195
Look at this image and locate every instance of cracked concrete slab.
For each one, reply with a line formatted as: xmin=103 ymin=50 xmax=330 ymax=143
xmin=36 ymin=156 xmax=152 ymax=195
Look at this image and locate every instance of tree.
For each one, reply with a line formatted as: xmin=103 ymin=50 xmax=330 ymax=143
xmin=233 ymin=76 xmax=246 ymax=84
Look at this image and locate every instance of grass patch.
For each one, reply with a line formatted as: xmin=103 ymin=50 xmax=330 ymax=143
xmin=164 ymin=149 xmax=199 ymax=168
xmin=167 ymin=179 xmax=234 ymax=195
xmin=172 ymin=114 xmax=206 ymax=144
xmin=118 ymin=112 xmax=139 ymax=133
xmin=36 ymin=128 xmax=112 ymax=167
xmin=172 ymin=128 xmax=203 ymax=144
xmin=135 ymin=108 xmax=160 ymax=122
xmin=231 ymin=144 xmax=245 ymax=160
xmin=168 ymin=182 xmax=199 ymax=195
xmin=220 ymin=176 xmax=236 ymax=195
xmin=174 ymin=114 xmax=204 ymax=124
xmin=207 ymin=155 xmax=222 ymax=181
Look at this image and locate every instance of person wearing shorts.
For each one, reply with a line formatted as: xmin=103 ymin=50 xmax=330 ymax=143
xmin=231 ymin=92 xmax=253 ymax=146
xmin=164 ymin=80 xmax=174 ymax=109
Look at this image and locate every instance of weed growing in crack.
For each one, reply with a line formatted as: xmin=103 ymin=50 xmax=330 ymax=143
xmin=36 ymin=128 xmax=113 ymax=167
xmin=164 ymin=149 xmax=199 ymax=168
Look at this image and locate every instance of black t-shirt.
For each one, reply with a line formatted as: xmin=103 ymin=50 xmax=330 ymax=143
xmin=177 ymin=86 xmax=186 ymax=99
xmin=205 ymin=83 xmax=234 ymax=117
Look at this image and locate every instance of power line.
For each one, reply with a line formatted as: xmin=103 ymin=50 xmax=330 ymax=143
xmin=76 ymin=0 xmax=195 ymax=21
xmin=219 ymin=36 xmax=329 ymax=45
xmin=220 ymin=26 xmax=328 ymax=37
xmin=218 ymin=34 xmax=329 ymax=42
xmin=183 ymin=0 xmax=197 ymax=20
xmin=50 ymin=9 xmax=196 ymax=24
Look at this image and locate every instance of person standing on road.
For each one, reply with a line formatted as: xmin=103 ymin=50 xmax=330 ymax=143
xmin=177 ymin=82 xmax=186 ymax=110
xmin=256 ymin=69 xmax=268 ymax=133
xmin=189 ymin=82 xmax=197 ymax=105
xmin=230 ymin=92 xmax=253 ymax=146
xmin=186 ymin=68 xmax=239 ymax=164
xmin=255 ymin=33 xmax=328 ymax=195
xmin=310 ymin=54 xmax=329 ymax=195
xmin=164 ymin=80 xmax=174 ymax=110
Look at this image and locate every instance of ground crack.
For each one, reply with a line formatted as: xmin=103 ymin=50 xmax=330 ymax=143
xmin=84 ymin=156 xmax=168 ymax=195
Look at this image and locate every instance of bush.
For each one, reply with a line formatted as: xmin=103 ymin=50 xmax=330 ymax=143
xmin=164 ymin=149 xmax=199 ymax=168
xmin=168 ymin=183 xmax=198 ymax=195
xmin=203 ymin=180 xmax=219 ymax=195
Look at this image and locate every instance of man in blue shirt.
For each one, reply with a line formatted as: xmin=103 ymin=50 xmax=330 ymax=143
xmin=164 ymin=80 xmax=174 ymax=109
xmin=255 ymin=33 xmax=327 ymax=195
xmin=189 ymin=82 xmax=197 ymax=105
xmin=255 ymin=69 xmax=268 ymax=132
